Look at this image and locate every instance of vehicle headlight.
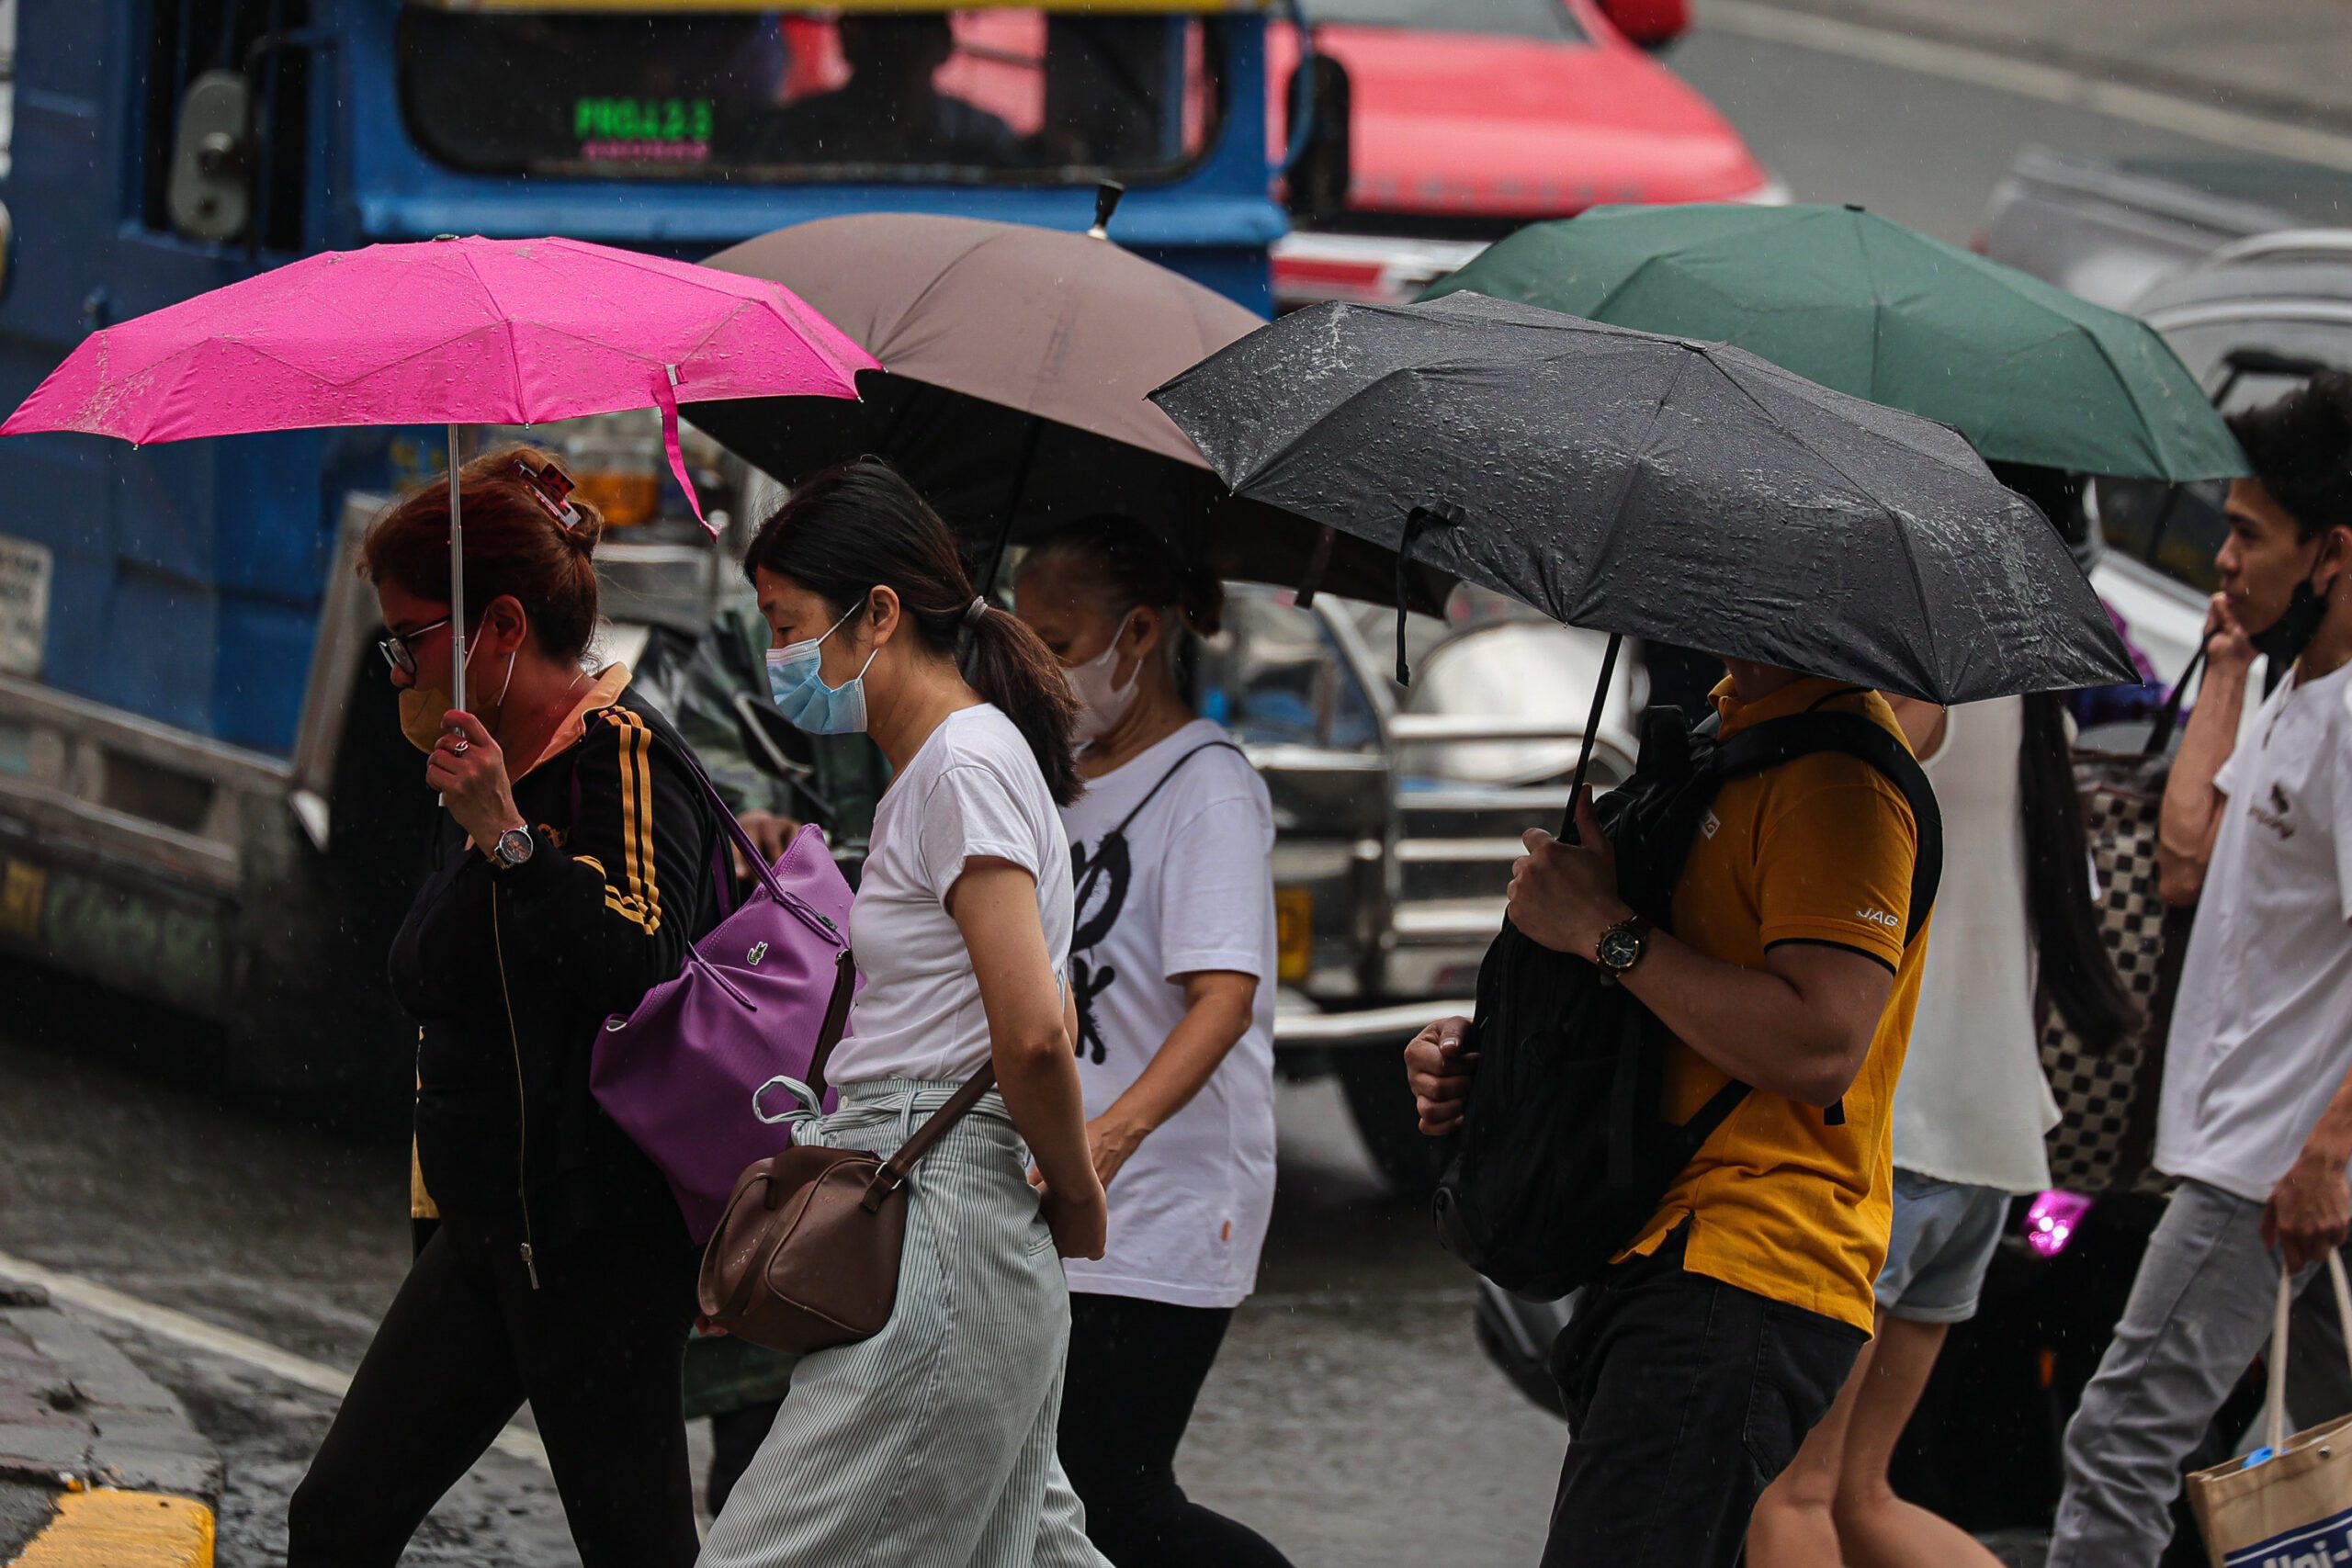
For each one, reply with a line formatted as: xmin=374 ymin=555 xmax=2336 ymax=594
xmin=1731 ymin=174 xmax=1793 ymax=207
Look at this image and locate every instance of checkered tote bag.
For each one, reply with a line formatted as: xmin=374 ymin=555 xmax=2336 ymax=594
xmin=2038 ymin=667 xmax=2199 ymax=1195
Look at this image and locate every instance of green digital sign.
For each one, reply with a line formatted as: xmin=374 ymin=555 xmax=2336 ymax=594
xmin=573 ymin=96 xmax=716 ymax=149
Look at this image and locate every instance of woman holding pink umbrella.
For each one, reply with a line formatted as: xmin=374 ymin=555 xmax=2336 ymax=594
xmin=286 ymin=446 xmax=722 ymax=1568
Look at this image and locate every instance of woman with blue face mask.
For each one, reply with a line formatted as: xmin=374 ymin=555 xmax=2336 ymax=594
xmin=701 ymin=460 xmax=1112 ymax=1568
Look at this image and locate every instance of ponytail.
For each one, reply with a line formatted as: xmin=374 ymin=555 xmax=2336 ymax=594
xmin=743 ymin=459 xmax=1083 ymax=807
xmin=962 ymin=603 xmax=1084 ymax=807
xmin=2019 ymin=690 xmax=2137 ymax=1054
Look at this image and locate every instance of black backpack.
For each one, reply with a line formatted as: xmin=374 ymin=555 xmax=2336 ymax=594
xmin=1431 ymin=698 xmax=1944 ymax=1301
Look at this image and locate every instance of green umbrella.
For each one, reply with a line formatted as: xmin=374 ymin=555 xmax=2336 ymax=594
xmin=1422 ymin=203 xmax=2246 ymax=482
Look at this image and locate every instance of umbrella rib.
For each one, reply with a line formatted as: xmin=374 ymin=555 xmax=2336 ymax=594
xmin=1216 ymin=363 xmax=1436 ymax=499
xmin=456 ymin=248 xmax=531 ymax=426
xmin=2065 ymin=322 xmax=2168 ymax=476
xmin=1694 ymin=344 xmax=1945 ymax=687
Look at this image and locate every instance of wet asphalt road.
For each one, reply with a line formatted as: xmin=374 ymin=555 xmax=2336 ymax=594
xmin=1672 ymin=12 xmax=2285 ymax=242
xmin=0 ymin=1008 xmax=1564 ymax=1567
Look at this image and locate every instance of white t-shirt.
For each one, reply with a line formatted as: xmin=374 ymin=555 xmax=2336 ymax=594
xmin=830 ymin=705 xmax=1074 ymax=1087
xmin=1057 ymin=719 xmax=1278 ymax=1309
xmin=1890 ymin=697 xmax=2061 ymax=1193
xmin=2155 ymin=660 xmax=2352 ymax=1203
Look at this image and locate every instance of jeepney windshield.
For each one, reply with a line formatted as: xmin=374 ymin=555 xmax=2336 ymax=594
xmin=397 ymin=6 xmax=1222 ymax=184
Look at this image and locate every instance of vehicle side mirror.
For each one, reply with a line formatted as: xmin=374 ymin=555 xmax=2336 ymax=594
xmin=166 ymin=69 xmax=254 ymax=243
xmin=1286 ymin=54 xmax=1351 ymax=226
xmin=1594 ymin=0 xmax=1690 ymax=51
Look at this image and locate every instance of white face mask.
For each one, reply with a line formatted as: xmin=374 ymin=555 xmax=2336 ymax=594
xmin=1065 ymin=614 xmax=1141 ymax=744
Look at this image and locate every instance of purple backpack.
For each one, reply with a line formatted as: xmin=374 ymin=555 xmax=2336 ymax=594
xmin=590 ymin=746 xmax=855 ymax=1243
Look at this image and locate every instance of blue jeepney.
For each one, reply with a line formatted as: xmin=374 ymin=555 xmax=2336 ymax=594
xmin=0 ymin=0 xmax=1294 ymax=1092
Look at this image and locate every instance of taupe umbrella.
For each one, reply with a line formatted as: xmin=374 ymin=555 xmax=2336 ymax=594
xmin=693 ymin=210 xmax=1449 ymax=609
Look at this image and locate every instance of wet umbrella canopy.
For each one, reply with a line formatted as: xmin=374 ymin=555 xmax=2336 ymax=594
xmin=692 ymin=212 xmax=1449 ymax=610
xmin=1149 ymin=292 xmax=2138 ymax=706
xmin=1422 ymin=204 xmax=2247 ymax=484
xmin=0 ymin=233 xmax=874 ymax=711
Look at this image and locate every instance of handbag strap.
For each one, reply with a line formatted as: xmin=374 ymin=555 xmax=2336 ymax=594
xmin=859 ymin=1066 xmax=1001 ymax=1212
xmin=2143 ymin=644 xmax=2205 ymax=758
xmin=2266 ymin=1252 xmax=2352 ymax=1453
xmin=568 ymin=705 xmax=799 ymax=920
xmin=575 ymin=705 xmax=802 ymax=908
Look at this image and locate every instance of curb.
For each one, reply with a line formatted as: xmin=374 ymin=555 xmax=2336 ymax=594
xmin=0 ymin=1280 xmax=218 ymax=1568
xmin=10 ymin=1489 xmax=213 ymax=1568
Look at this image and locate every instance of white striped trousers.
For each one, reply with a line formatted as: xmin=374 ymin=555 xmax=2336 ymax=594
xmin=698 ymin=1080 xmax=1110 ymax=1568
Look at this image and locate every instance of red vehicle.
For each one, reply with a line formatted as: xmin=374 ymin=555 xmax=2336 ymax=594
xmin=1271 ymin=0 xmax=1784 ymax=310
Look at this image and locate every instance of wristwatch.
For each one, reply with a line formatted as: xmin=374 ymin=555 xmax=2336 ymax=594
xmin=1594 ymin=913 xmax=1654 ymax=986
xmin=491 ymin=826 xmax=536 ymax=871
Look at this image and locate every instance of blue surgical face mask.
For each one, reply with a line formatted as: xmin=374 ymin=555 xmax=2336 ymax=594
xmin=765 ymin=602 xmax=876 ymax=735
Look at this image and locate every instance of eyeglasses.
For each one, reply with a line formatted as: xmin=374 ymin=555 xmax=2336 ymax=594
xmin=378 ymin=615 xmax=452 ymax=678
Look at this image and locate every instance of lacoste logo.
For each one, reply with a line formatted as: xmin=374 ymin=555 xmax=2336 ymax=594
xmin=1700 ymin=810 xmax=1722 ymax=840
xmin=1856 ymin=908 xmax=1900 ymax=929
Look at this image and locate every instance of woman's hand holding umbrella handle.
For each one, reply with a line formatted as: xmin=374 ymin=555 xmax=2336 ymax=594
xmin=424 ymin=710 xmax=525 ymax=853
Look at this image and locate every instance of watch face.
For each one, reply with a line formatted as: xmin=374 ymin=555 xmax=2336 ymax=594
xmin=1600 ymin=928 xmax=1642 ymax=970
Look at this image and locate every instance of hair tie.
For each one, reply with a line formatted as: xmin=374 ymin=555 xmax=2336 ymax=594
xmin=962 ymin=596 xmax=989 ymax=628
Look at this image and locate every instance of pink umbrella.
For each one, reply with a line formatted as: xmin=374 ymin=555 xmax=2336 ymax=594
xmin=3 ymin=233 xmax=876 ymax=709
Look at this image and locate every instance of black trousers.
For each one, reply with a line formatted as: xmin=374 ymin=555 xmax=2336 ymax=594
xmin=1544 ymin=1227 xmax=1866 ymax=1568
xmin=287 ymin=1213 xmax=701 ymax=1568
xmin=1057 ymin=1292 xmax=1294 ymax=1568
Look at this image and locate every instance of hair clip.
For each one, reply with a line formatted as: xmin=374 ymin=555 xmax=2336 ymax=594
xmin=514 ymin=457 xmax=582 ymax=530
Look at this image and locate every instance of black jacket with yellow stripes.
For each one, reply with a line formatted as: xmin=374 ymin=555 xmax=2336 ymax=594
xmin=391 ymin=684 xmax=721 ymax=1259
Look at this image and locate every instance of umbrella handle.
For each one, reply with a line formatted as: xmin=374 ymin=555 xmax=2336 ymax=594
xmin=441 ymin=423 xmax=464 ymax=810
xmin=447 ymin=423 xmax=466 ymax=716
xmin=1560 ymin=634 xmax=1622 ymax=845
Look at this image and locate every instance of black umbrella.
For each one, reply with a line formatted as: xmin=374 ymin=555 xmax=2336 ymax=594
xmin=1149 ymin=292 xmax=2136 ymax=708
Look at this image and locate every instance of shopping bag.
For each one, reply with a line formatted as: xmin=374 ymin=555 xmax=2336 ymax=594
xmin=2188 ymin=1253 xmax=2352 ymax=1566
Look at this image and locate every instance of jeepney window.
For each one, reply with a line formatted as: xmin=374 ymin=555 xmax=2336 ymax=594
xmin=1306 ymin=0 xmax=1585 ymax=40
xmin=397 ymin=7 xmax=1220 ymax=186
xmin=140 ymin=0 xmax=313 ymax=248
xmin=2092 ymin=316 xmax=2351 ymax=597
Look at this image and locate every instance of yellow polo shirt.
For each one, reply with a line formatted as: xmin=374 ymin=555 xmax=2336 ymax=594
xmin=1617 ymin=677 xmax=1930 ymax=1333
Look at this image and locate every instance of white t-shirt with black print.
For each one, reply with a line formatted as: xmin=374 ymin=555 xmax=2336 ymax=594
xmin=831 ymin=705 xmax=1074 ymax=1088
xmin=1057 ymin=718 xmax=1279 ymax=1309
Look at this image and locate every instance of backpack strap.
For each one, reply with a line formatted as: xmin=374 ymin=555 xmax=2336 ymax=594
xmin=1660 ymin=707 xmax=1946 ymax=1136
xmin=1708 ymin=712 xmax=1944 ymax=948
xmin=1106 ymin=741 xmax=1248 ymax=840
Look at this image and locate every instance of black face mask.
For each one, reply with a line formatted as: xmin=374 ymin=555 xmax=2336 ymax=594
xmin=2250 ymin=574 xmax=2328 ymax=671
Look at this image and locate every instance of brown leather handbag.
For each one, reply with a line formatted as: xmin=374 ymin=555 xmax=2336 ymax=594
xmin=696 ymin=1028 xmax=998 ymax=1354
